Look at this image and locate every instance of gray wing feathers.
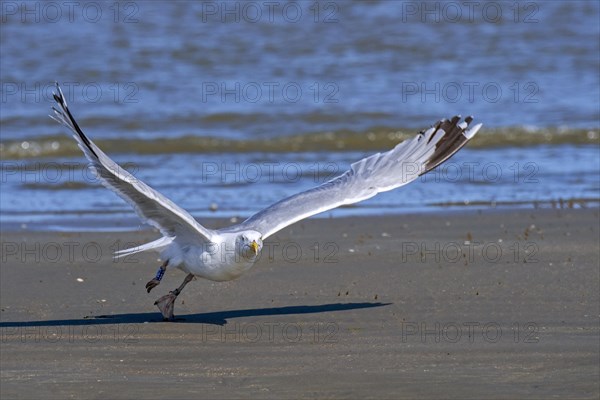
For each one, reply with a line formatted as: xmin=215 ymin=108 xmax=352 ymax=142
xmin=240 ymin=116 xmax=481 ymax=239
xmin=49 ymin=80 xmax=480 ymax=245
xmin=50 ymin=83 xmax=213 ymax=242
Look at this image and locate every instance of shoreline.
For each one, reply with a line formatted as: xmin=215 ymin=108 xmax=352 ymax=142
xmin=2 ymin=200 xmax=598 ymax=233
xmin=1 ymin=208 xmax=599 ymax=399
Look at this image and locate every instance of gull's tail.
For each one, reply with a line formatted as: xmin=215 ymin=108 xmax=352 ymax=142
xmin=113 ymin=236 xmax=175 ymax=259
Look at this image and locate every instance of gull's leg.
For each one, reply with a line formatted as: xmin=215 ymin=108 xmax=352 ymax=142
xmin=154 ymin=273 xmax=194 ymax=321
xmin=145 ymin=260 xmax=168 ymax=293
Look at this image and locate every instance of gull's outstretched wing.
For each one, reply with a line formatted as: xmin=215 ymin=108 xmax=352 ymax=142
xmin=237 ymin=116 xmax=482 ymax=239
xmin=50 ymin=83 xmax=214 ymax=242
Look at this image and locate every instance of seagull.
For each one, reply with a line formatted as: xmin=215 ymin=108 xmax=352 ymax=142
xmin=50 ymin=82 xmax=481 ymax=320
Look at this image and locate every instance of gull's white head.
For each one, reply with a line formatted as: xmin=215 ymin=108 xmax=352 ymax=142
xmin=236 ymin=230 xmax=263 ymax=260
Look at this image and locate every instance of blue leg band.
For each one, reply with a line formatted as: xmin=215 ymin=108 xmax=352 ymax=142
xmin=155 ymin=267 xmax=165 ymax=281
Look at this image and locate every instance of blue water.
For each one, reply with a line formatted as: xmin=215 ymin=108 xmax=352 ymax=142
xmin=2 ymin=144 xmax=598 ymax=230
xmin=1 ymin=1 xmax=599 ymax=230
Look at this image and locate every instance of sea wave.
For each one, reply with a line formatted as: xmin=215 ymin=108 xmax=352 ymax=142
xmin=1 ymin=126 xmax=598 ymax=160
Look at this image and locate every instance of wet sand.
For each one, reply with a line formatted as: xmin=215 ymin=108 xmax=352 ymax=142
xmin=1 ymin=208 xmax=599 ymax=399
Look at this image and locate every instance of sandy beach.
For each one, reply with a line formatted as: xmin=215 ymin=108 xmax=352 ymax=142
xmin=1 ymin=208 xmax=598 ymax=399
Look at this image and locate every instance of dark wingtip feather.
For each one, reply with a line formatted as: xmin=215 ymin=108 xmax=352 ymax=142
xmin=421 ymin=115 xmax=480 ymax=174
xmin=51 ymin=82 xmax=98 ymax=158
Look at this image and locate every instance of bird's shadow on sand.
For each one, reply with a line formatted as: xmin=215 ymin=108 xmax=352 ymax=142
xmin=0 ymin=302 xmax=390 ymax=327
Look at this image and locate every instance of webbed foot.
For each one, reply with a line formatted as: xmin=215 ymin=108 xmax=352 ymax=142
xmin=145 ymin=279 xmax=161 ymax=293
xmin=154 ymin=290 xmax=178 ymax=320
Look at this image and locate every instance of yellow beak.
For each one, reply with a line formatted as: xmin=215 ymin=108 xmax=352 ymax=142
xmin=250 ymin=241 xmax=259 ymax=254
